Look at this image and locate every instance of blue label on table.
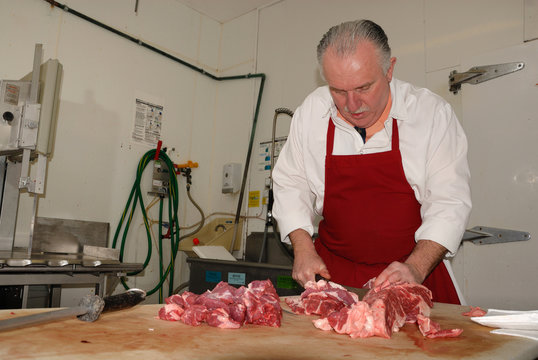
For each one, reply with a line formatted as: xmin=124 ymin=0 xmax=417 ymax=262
xmin=228 ymin=272 xmax=246 ymax=285
xmin=205 ymin=270 xmax=222 ymax=283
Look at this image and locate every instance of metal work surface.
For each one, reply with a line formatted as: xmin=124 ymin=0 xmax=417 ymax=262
xmin=0 ymin=250 xmax=142 ymax=276
xmin=0 ymin=250 xmax=142 ymax=306
xmin=0 ymin=302 xmax=536 ymax=359
xmin=0 ymin=251 xmax=121 ymax=272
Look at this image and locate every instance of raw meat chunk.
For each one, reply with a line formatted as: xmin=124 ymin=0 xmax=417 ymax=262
xmin=157 ymin=303 xmax=184 ymax=321
xmin=165 ymin=294 xmax=185 ymax=307
xmin=363 ymin=281 xmax=433 ymax=337
xmin=462 ymin=306 xmax=487 ymax=317
xmin=228 ymin=302 xmax=246 ymax=324
xmin=292 ymin=280 xmax=462 ymax=339
xmin=206 ymin=308 xmax=241 ymax=329
xmin=181 ymin=304 xmax=208 ymax=326
xmin=417 ymin=314 xmax=463 ymax=338
xmin=181 ymin=291 xmax=199 ymax=305
xmin=285 ymin=296 xmax=305 ymax=314
xmin=158 ymin=279 xmax=281 ymax=329
xmin=248 ymin=280 xmax=279 ymax=299
xmin=208 ymin=281 xmax=242 ymax=304
xmin=285 ymin=280 xmax=358 ymax=317
xmin=332 ymin=302 xmax=376 ymax=338
xmin=243 ymin=291 xmax=282 ymax=327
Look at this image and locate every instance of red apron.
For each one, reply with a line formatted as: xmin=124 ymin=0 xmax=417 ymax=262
xmin=315 ymin=118 xmax=460 ymax=304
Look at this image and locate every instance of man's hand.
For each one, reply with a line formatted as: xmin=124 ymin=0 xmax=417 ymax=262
xmin=373 ymin=261 xmax=421 ymax=286
xmin=289 ymin=229 xmax=331 ymax=287
xmin=373 ymin=239 xmax=447 ymax=287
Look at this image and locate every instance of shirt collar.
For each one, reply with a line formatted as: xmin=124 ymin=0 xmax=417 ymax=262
xmin=388 ymin=78 xmax=408 ymax=121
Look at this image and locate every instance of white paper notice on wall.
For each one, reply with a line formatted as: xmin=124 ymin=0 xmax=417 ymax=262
xmin=132 ymin=97 xmax=163 ymax=147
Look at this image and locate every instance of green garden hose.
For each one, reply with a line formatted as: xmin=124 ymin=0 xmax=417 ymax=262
xmin=112 ymin=149 xmax=181 ymax=301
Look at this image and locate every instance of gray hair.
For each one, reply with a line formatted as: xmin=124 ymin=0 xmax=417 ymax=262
xmin=317 ymin=19 xmax=391 ymax=74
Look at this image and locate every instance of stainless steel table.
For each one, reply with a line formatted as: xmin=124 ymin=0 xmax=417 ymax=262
xmin=0 ymin=250 xmax=142 ymax=307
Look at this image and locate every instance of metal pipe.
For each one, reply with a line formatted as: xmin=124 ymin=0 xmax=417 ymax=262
xmin=230 ymin=75 xmax=266 ymax=253
xmin=258 ymin=108 xmax=293 ymax=263
xmin=44 ymin=0 xmax=266 ymax=84
xmin=269 ymin=108 xmax=294 ymax=183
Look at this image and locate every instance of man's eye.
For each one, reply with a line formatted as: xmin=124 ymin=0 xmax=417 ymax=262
xmin=355 ymin=85 xmax=370 ymax=92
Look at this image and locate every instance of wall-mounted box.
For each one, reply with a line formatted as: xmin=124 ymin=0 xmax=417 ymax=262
xmin=222 ymin=162 xmax=241 ymax=194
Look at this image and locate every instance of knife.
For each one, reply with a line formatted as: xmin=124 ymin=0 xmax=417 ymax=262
xmin=0 ymin=288 xmax=146 ymax=332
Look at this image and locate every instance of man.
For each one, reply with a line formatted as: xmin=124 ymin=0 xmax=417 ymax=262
xmin=272 ymin=20 xmax=471 ymax=304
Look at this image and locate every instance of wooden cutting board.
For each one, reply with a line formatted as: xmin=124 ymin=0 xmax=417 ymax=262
xmin=0 ymin=301 xmax=536 ymax=360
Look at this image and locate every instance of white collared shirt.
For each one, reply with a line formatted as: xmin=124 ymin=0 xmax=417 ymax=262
xmin=272 ymin=78 xmax=471 ymax=255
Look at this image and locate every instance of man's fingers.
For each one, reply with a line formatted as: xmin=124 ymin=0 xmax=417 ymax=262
xmin=374 ymin=262 xmax=401 ymax=286
xmin=292 ymin=270 xmax=314 ymax=288
xmin=292 ymin=267 xmax=331 ymax=288
xmin=374 ymin=273 xmax=387 ymax=287
xmin=291 ymin=250 xmax=331 ymax=288
xmin=319 ymin=267 xmax=331 ymax=280
xmin=374 ymin=268 xmax=390 ymax=286
xmin=374 ymin=261 xmax=422 ymax=287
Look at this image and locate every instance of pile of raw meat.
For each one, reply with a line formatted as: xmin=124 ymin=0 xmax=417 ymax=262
xmin=285 ymin=280 xmax=463 ymax=339
xmin=157 ymin=279 xmax=282 ymax=329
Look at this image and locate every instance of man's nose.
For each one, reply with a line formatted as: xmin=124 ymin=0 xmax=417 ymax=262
xmin=345 ymin=92 xmax=362 ymax=112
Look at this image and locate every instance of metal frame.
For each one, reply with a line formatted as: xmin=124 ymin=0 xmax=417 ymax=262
xmin=449 ymin=62 xmax=525 ymax=94
xmin=462 ymin=226 xmax=531 ymax=245
xmin=0 ymin=263 xmax=141 ymax=308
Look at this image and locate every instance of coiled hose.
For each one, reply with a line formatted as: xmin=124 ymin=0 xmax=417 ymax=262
xmin=112 ymin=149 xmax=180 ymax=300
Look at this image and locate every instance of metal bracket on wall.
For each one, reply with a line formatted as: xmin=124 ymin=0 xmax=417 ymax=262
xmin=449 ymin=62 xmax=525 ymax=94
xmin=462 ymin=226 xmax=531 ymax=245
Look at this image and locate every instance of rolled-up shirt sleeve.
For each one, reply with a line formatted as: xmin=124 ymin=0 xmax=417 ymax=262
xmin=414 ymin=102 xmax=472 ymax=255
xmin=272 ymin=106 xmax=317 ymax=244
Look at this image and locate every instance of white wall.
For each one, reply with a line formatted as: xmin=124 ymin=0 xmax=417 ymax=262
xmin=245 ymin=0 xmax=533 ymax=309
xmin=1 ymin=0 xmax=535 ymax=308
xmin=249 ymin=0 xmax=524 ymax=147
xmin=0 ymin=0 xmax=257 ymax=304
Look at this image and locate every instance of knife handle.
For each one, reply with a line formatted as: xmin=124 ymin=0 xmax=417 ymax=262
xmin=103 ymin=288 xmax=146 ymax=312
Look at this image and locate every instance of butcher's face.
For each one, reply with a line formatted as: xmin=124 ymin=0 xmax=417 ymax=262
xmin=322 ymin=41 xmax=395 ymax=129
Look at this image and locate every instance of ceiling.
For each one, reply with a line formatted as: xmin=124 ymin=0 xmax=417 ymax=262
xmin=174 ymin=0 xmax=278 ymax=23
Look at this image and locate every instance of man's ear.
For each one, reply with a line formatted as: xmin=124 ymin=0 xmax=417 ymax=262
xmin=386 ymin=57 xmax=397 ymax=82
